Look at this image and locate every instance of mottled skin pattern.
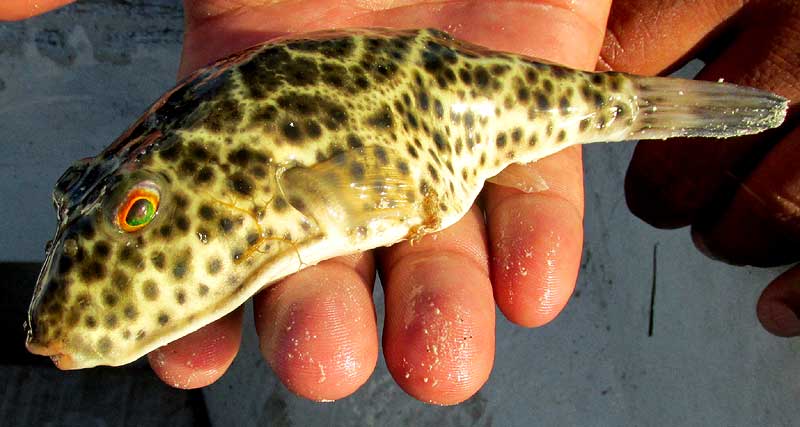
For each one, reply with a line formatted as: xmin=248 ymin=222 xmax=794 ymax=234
xmin=25 ymin=28 xmax=787 ymax=369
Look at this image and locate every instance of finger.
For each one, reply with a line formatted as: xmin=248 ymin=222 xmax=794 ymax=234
xmin=481 ymin=0 xmax=608 ymax=327
xmin=379 ymin=205 xmax=494 ymax=405
xmin=0 ymin=0 xmax=73 ymax=21
xmin=485 ymin=147 xmax=584 ymax=327
xmin=623 ymin=2 xmax=800 ymax=233
xmin=148 ymin=307 xmax=243 ymax=389
xmin=598 ymin=0 xmax=746 ymax=74
xmin=757 ymin=264 xmax=800 ymax=337
xmin=690 ymin=125 xmax=800 ymax=266
xmin=253 ymin=253 xmax=377 ymax=402
xmin=180 ymin=0 xmax=610 ymax=75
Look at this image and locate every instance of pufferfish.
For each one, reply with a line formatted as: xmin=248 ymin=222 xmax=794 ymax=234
xmin=25 ymin=28 xmax=787 ymax=369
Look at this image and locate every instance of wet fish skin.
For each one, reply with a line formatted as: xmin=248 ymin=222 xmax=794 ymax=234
xmin=24 ymin=28 xmax=788 ymax=369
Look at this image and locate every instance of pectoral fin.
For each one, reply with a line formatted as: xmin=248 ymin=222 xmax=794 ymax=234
xmin=279 ymin=146 xmax=422 ymax=242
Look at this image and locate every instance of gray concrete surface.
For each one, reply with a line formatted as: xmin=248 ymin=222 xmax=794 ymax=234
xmin=2 ymin=1 xmax=798 ymax=425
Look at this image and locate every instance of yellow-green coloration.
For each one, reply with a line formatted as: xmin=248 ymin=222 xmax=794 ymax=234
xmin=25 ymin=28 xmax=787 ymax=369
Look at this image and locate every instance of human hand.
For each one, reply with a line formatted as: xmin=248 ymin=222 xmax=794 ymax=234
xmin=599 ymin=0 xmax=800 ymax=337
xmin=150 ymin=0 xmax=615 ymax=405
xmin=4 ymin=0 xmax=610 ymax=404
xmin=0 ymin=0 xmax=73 ymax=21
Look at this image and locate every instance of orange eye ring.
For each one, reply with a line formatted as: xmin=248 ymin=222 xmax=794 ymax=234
xmin=117 ymin=185 xmax=160 ymax=233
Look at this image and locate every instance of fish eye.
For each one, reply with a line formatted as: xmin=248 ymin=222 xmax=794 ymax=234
xmin=116 ymin=182 xmax=160 ymax=233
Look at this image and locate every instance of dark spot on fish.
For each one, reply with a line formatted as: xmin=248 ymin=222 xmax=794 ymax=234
xmin=207 ymin=258 xmax=221 ymax=275
xmin=289 ymin=37 xmax=355 ymax=57
xmin=246 ymin=232 xmax=260 ymax=247
xmin=305 ymin=120 xmax=322 ymax=138
xmin=559 ymin=96 xmax=570 ymax=114
xmin=176 ymin=215 xmax=190 ymax=232
xmin=401 ymin=141 xmax=416 ymax=158
xmin=204 ymin=97 xmax=242 ymax=133
xmin=517 ymin=87 xmax=530 ymax=103
xmin=94 ymin=241 xmax=111 ymax=258
xmin=199 ymin=204 xmax=215 ymax=220
xmin=229 ymin=148 xmax=252 ymax=166
xmin=111 ymin=270 xmax=129 ymax=291
xmin=419 ymin=181 xmax=430 ymax=196
xmin=281 ymin=120 xmax=303 ymax=142
xmin=347 ymin=134 xmax=363 ymax=149
xmin=242 ymin=48 xmax=290 ymax=93
xmin=418 ymin=91 xmax=430 ymax=111
xmin=496 ymin=132 xmax=507 ymax=148
xmin=374 ymin=146 xmax=388 ymax=165
xmin=535 ymin=93 xmax=550 ymax=111
xmin=159 ymin=224 xmax=172 ymax=238
xmin=189 ymin=143 xmax=210 ymax=161
xmin=423 ymin=50 xmax=443 ymax=73
xmin=434 ymin=99 xmax=444 ymax=119
xmin=350 ymin=162 xmax=365 ymax=180
xmin=433 ymin=132 xmax=447 ymax=152
xmin=273 ymin=197 xmax=288 ymax=212
xmin=124 ymin=304 xmax=138 ymax=320
xmin=288 ymin=196 xmax=307 ymax=211
xmin=175 ymin=290 xmax=186 ymax=305
xmin=102 ymin=291 xmax=118 ymax=308
xmin=79 ymin=261 xmax=105 ymax=282
xmin=158 ymin=142 xmax=182 ymax=162
xmin=511 ymin=128 xmax=522 ymax=143
xmin=427 ymin=164 xmax=439 ymax=182
xmin=219 ymin=217 xmax=234 ymax=234
xmin=474 ymin=66 xmax=489 ymax=88
xmin=397 ymin=160 xmax=409 ymax=175
xmin=104 ymin=313 xmax=118 ymax=329
xmin=143 ymin=280 xmax=159 ymax=300
xmin=85 ymin=316 xmax=97 ymax=329
xmin=172 ymin=260 xmax=187 ymax=280
xmin=406 ymin=112 xmax=418 ymax=128
xmin=58 ymin=256 xmax=74 ymax=274
xmin=196 ymin=167 xmax=214 ymax=184
xmin=77 ymin=221 xmax=95 ymax=240
xmin=593 ymin=92 xmax=605 ymax=108
xmin=459 ymin=68 xmax=472 ymax=84
xmin=526 ymin=69 xmax=539 ymax=84
xmin=98 ymin=337 xmax=112 ymax=355
xmin=230 ymin=172 xmax=254 ymax=196
xmin=597 ymin=114 xmax=607 ymax=129
xmin=610 ymin=77 xmax=621 ymax=91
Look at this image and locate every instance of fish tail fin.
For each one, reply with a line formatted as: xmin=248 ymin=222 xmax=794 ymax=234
xmin=629 ymin=76 xmax=788 ymax=140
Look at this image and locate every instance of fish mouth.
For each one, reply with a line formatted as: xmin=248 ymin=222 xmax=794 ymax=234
xmin=25 ymin=338 xmax=77 ymax=370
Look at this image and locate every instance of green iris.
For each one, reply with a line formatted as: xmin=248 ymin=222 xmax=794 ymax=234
xmin=125 ymin=198 xmax=155 ymax=227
